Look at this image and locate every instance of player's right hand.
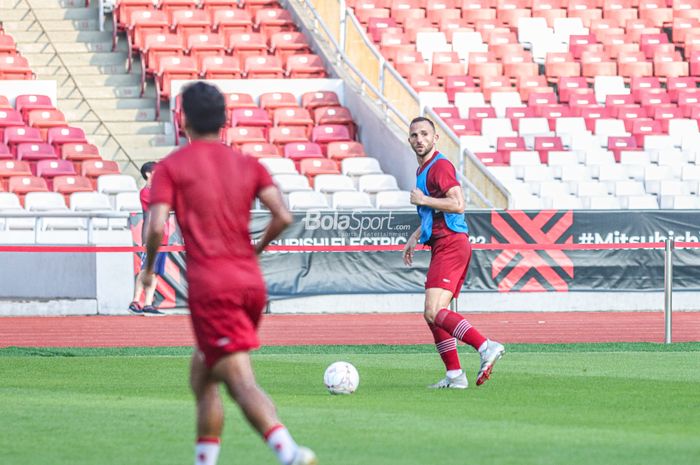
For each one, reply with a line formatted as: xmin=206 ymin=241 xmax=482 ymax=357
xmin=403 ymin=242 xmax=416 ymax=266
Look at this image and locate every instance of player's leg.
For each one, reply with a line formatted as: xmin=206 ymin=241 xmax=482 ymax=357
xmin=142 ymin=253 xmax=165 ymax=315
xmin=211 ymin=352 xmax=316 ymax=465
xmin=424 ymin=287 xmax=468 ymax=388
xmin=190 ymin=350 xmax=223 ymax=465
xmin=128 ymin=270 xmax=144 ymax=314
xmin=426 ymin=235 xmax=505 ymax=386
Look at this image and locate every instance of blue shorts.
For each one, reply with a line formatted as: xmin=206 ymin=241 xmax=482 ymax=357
xmin=140 ymin=252 xmax=167 ymax=276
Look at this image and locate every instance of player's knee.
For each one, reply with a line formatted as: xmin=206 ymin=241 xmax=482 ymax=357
xmin=423 ymin=307 xmax=438 ymax=324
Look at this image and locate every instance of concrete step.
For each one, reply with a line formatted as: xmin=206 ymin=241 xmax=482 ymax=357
xmin=57 ymin=85 xmax=82 ymax=100
xmin=6 ymin=30 xmax=46 ymax=43
xmin=33 ymin=7 xmax=96 ymax=20
xmin=122 ymin=145 xmax=178 ymax=161
xmin=50 ymin=40 xmax=126 ymax=53
xmin=90 ymin=97 xmax=154 ymax=110
xmin=58 ymin=52 xmax=128 ymax=66
xmin=72 ymin=74 xmax=142 ymax=88
xmin=2 ymin=19 xmax=43 ymax=32
xmin=108 ymin=121 xmax=170 ymax=136
xmin=96 ymin=107 xmax=157 ymax=122
xmin=70 ymin=120 xmax=109 ymax=135
xmin=62 ymin=63 xmax=132 ymax=75
xmin=15 ymin=42 xmax=53 ymax=55
xmin=25 ymin=0 xmax=87 ymax=8
xmin=33 ymin=65 xmax=67 ymax=77
xmin=117 ymin=133 xmax=176 ymax=147
xmin=45 ymin=30 xmax=112 ymax=43
xmin=38 ymin=19 xmax=102 ymax=32
xmin=79 ymin=85 xmax=155 ymax=99
xmin=0 ymin=9 xmax=33 ymax=21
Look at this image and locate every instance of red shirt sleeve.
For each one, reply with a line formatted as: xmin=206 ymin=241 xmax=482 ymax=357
xmin=427 ymin=158 xmax=460 ymax=198
xmin=254 ymin=158 xmax=275 ymax=194
xmin=139 ymin=187 xmax=150 ymax=212
xmin=149 ymin=162 xmax=176 ymax=207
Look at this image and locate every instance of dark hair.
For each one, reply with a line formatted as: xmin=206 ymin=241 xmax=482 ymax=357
xmin=182 ymin=82 xmax=226 ymax=136
xmin=140 ymin=161 xmax=156 ymax=180
xmin=409 ymin=116 xmax=435 ymax=132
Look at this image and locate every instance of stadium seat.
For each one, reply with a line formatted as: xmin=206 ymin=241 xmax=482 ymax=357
xmin=283 ymin=142 xmax=324 ymax=162
xmin=357 ymin=174 xmax=399 ymax=194
xmin=225 ymin=126 xmax=266 ymax=147
xmin=259 ymin=157 xmax=298 ymax=175
xmin=15 ymin=94 xmax=54 ymax=119
xmin=4 ymin=126 xmax=42 ymax=154
xmin=47 ymin=127 xmax=88 ymax=152
xmin=331 ymin=191 xmax=373 ymax=210
xmin=272 ymin=174 xmax=312 ymax=194
xmin=9 ymin=176 xmax=49 ymax=204
xmin=260 ymin=91 xmax=298 ymax=111
xmin=374 ymin=190 xmax=413 ymax=210
xmin=240 ymin=142 xmax=280 ymax=158
xmin=327 ymin=141 xmax=367 ymax=161
xmin=270 ymin=32 xmax=311 ymax=60
xmin=287 ymin=190 xmax=329 ymax=210
xmin=244 ymin=55 xmax=285 ymax=78
xmin=269 ymin=126 xmax=308 ymax=147
xmin=114 ymin=191 xmax=142 ymax=212
xmin=299 ymin=158 xmax=341 ymax=180
xmin=16 ymin=143 xmax=58 ymax=166
xmin=200 ymin=55 xmax=242 ymax=79
xmin=301 ymin=91 xmax=340 ymax=110
xmin=97 ymin=175 xmax=138 ymax=195
xmin=36 ymin=160 xmax=76 ymax=188
xmin=53 ymin=175 xmax=94 ymax=201
xmin=313 ymin=174 xmax=355 ymax=195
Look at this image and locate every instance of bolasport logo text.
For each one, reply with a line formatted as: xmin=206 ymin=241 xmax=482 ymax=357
xmin=301 ymin=211 xmax=413 ymax=238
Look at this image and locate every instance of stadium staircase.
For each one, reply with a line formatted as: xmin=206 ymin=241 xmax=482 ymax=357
xmin=1 ymin=0 xmax=176 ymax=179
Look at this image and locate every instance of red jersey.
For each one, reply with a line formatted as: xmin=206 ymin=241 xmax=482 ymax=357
xmin=416 ymin=151 xmax=461 ymax=241
xmin=140 ymin=185 xmax=169 ymax=245
xmin=149 ymin=140 xmax=274 ymax=302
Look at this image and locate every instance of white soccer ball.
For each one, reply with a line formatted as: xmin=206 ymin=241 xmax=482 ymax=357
xmin=323 ymin=361 xmax=360 ymax=395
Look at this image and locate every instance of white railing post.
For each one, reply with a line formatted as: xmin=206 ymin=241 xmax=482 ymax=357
xmin=663 ymin=238 xmax=674 ymax=344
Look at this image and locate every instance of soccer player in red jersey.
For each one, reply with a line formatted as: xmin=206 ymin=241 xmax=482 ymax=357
xmin=403 ymin=117 xmax=505 ymax=389
xmin=128 ymin=161 xmax=167 ymax=316
xmin=140 ymin=82 xmax=317 ymax=465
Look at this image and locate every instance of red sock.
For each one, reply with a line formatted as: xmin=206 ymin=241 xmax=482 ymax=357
xmin=428 ymin=323 xmax=461 ymax=371
xmin=434 ymin=308 xmax=487 ymax=351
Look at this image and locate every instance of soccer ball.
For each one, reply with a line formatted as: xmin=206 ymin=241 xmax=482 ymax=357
xmin=323 ymin=361 xmax=360 ymax=395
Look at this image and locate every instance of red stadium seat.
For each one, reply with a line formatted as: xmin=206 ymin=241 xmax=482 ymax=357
xmin=27 ymin=109 xmax=68 ymax=140
xmin=433 ymin=106 xmax=460 ymax=120
xmin=327 ymin=141 xmax=367 ymax=161
xmin=259 ymin=92 xmax=298 ymax=111
xmin=394 ymin=50 xmax=429 ymax=77
xmin=443 ymin=118 xmax=479 ymax=136
xmin=36 ymin=159 xmax=76 ymax=187
xmin=300 ymin=158 xmax=341 ymax=182
xmin=211 ymin=8 xmax=254 ymax=35
xmin=0 ymin=160 xmax=32 ymax=190
xmin=0 ymin=109 xmax=24 ymax=142
xmin=245 ymin=55 xmax=285 ymax=78
xmin=0 ymin=55 xmax=33 ymax=80
xmin=9 ymin=175 xmax=49 ymax=203
xmin=46 ymin=127 xmax=88 ymax=152
xmin=141 ymin=33 xmax=183 ymax=97
xmin=53 ymin=175 xmax=94 ymax=203
xmin=666 ymin=77 xmax=699 ymax=101
xmin=496 ymin=137 xmax=526 ymax=163
xmin=254 ymin=8 xmax=295 ymax=38
xmin=445 ymin=76 xmax=477 ymax=102
xmin=224 ymin=92 xmax=257 ymax=112
xmin=231 ymin=108 xmax=273 ymax=137
xmin=545 ymin=54 xmax=580 ymax=84
xmin=630 ymin=76 xmax=661 ymax=102
xmin=4 ymin=126 xmax=42 ymax=155
xmin=224 ymin=126 xmax=267 ymax=147
xmin=367 ymin=17 xmax=400 ymax=43
xmin=240 ymin=142 xmax=280 ymax=158
xmin=313 ymin=107 xmax=356 ymax=139
xmin=283 ymin=142 xmax=324 ymax=162
xmin=534 ymin=136 xmax=564 ymax=163
xmin=273 ymin=107 xmax=314 ymax=134
xmin=155 ymin=56 xmax=199 ymax=119
xmin=631 ymin=119 xmax=664 ymax=146
xmin=81 ymin=160 xmax=121 ymax=188
xmin=200 ymin=55 xmax=242 ymax=79
xmin=269 ymin=126 xmax=309 ymax=148
xmin=127 ymin=9 xmax=169 ymax=62
xmin=468 ymin=107 xmax=497 ymax=132
xmin=0 ymin=34 xmax=18 ymax=55
xmin=0 ymin=142 xmax=11 ymax=160
xmin=311 ymin=125 xmax=352 ymax=154
xmin=270 ymin=32 xmax=311 ymax=60
xmin=171 ymin=9 xmax=211 ymax=36
xmin=607 ymin=136 xmax=638 ymax=161
xmin=15 ymin=94 xmax=54 ymax=119
xmin=186 ymin=32 xmax=226 ymax=60
xmin=61 ymin=143 xmax=101 ymax=172
xmin=302 ymin=91 xmax=341 ymax=110
xmin=227 ymin=32 xmax=267 ymax=62
xmin=286 ymin=54 xmax=326 ymax=78
xmin=16 ymin=143 xmax=58 ymax=168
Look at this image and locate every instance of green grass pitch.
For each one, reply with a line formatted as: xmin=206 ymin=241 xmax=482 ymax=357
xmin=1 ymin=343 xmax=699 ymax=465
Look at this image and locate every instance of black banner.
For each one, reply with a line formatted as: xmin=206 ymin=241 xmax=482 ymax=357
xmin=131 ymin=210 xmax=700 ymax=305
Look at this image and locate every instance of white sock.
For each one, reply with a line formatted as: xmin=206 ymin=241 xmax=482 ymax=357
xmin=265 ymin=424 xmax=299 ymax=465
xmin=446 ymin=369 xmax=463 ymax=378
xmin=195 ymin=438 xmax=220 ymax=465
xmin=478 ymin=340 xmax=489 ymax=353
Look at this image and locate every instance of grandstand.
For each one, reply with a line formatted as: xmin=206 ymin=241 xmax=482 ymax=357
xmin=0 ymin=0 xmax=699 ymax=314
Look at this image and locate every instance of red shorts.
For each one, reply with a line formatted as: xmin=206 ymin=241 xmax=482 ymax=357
xmin=189 ymin=287 xmax=267 ymax=368
xmin=425 ymin=233 xmax=471 ymax=298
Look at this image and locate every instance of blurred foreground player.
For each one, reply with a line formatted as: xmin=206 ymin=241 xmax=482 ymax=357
xmin=141 ymin=82 xmax=317 ymax=465
xmin=402 ymin=117 xmax=505 ymax=389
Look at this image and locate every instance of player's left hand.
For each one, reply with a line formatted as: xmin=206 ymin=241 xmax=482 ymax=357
xmin=410 ymin=188 xmax=425 ymax=206
xmin=140 ymin=271 xmax=156 ymax=289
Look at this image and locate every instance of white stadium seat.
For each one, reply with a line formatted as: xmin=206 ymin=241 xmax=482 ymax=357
xmin=287 ymin=191 xmax=329 ymax=211
xmin=341 ymin=157 xmax=382 ymax=177
xmin=259 ymin=157 xmax=298 ymax=175
xmin=375 ymin=190 xmax=413 ymax=210
xmin=358 ymin=174 xmax=399 ymax=194
xmin=331 ymin=191 xmax=373 ymax=210
xmin=114 ymin=192 xmax=141 ymax=212
xmin=313 ymin=174 xmax=355 ymax=194
xmin=97 ymin=174 xmax=138 ymax=195
xmin=272 ymin=174 xmax=312 ymax=193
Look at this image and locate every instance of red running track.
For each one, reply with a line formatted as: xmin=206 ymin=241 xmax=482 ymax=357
xmin=1 ymin=312 xmax=699 ymax=348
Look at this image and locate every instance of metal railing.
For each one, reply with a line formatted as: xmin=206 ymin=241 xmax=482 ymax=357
xmin=0 ymin=211 xmax=132 ymax=245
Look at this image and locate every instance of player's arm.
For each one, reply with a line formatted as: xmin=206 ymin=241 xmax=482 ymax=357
xmin=403 ymin=228 xmax=421 ymax=266
xmin=143 ymin=203 xmax=170 ymax=273
xmin=255 ymin=185 xmax=293 ymax=255
xmin=410 ymin=185 xmax=465 ymax=214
